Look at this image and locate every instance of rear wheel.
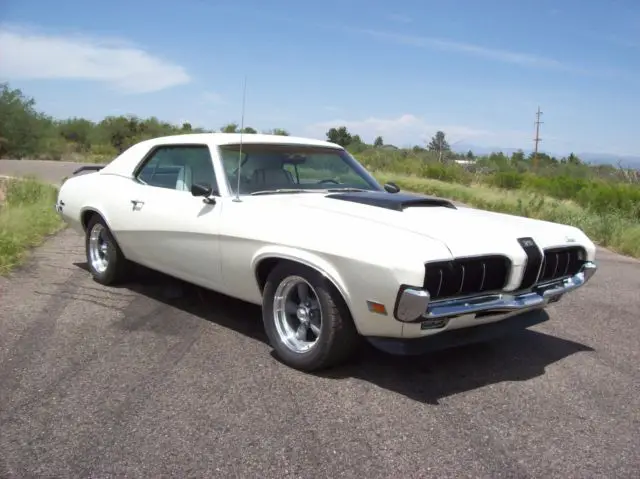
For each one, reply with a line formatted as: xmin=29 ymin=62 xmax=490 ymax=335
xmin=262 ymin=262 xmax=360 ymax=371
xmin=85 ymin=215 xmax=130 ymax=285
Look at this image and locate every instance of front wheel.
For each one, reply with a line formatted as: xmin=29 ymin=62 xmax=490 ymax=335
xmin=262 ymin=262 xmax=360 ymax=371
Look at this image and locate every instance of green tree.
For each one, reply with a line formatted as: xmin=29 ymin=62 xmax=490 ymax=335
xmin=266 ymin=128 xmax=290 ymax=136
xmin=220 ymin=122 xmax=239 ymax=133
xmin=511 ymin=149 xmax=526 ymax=163
xmin=567 ymin=152 xmax=582 ymax=165
xmin=326 ymin=126 xmax=352 ymax=147
xmin=427 ymin=131 xmax=450 ymax=151
xmin=374 ymin=136 xmax=384 ymax=147
xmin=0 ymin=83 xmax=50 ymax=158
xmin=57 ymin=118 xmax=95 ymax=152
xmin=427 ymin=131 xmax=450 ymax=162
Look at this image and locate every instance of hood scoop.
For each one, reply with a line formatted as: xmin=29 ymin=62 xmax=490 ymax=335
xmin=325 ymin=191 xmax=456 ymax=211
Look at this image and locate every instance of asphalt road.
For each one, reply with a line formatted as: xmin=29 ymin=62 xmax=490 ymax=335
xmin=0 ymin=159 xmax=95 ymax=185
xmin=1 ymin=159 xmax=639 ymax=478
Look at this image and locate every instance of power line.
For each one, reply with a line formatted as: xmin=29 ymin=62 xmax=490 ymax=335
xmin=533 ymin=106 xmax=543 ymax=169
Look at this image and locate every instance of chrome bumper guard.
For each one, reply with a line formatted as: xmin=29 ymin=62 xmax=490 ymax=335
xmin=395 ymin=261 xmax=597 ymax=323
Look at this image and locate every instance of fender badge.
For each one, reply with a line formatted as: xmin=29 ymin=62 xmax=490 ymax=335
xmin=565 ymin=236 xmax=576 ymax=243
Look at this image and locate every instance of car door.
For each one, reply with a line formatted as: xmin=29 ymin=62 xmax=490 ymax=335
xmin=117 ymin=143 xmax=224 ymax=289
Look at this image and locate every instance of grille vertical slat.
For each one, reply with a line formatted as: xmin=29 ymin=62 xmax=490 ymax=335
xmin=457 ymin=265 xmax=466 ymax=295
xmin=424 ymin=255 xmax=511 ymax=301
xmin=538 ymin=246 xmax=586 ymax=283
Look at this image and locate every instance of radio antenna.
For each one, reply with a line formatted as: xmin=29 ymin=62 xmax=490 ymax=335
xmin=233 ymin=75 xmax=247 ymax=202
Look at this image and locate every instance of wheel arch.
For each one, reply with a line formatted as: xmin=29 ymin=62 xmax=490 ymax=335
xmin=79 ymin=207 xmax=128 ymax=257
xmin=252 ymin=249 xmax=357 ymax=329
xmin=80 ymin=207 xmax=111 ymax=232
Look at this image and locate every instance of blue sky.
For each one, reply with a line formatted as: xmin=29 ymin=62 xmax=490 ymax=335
xmin=1 ymin=0 xmax=639 ymax=157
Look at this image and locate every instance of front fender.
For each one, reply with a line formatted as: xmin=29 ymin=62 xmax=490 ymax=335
xmin=250 ymin=245 xmax=424 ymax=338
xmin=252 ymin=245 xmax=350 ymax=307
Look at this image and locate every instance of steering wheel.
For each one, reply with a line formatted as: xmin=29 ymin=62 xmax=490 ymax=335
xmin=316 ymin=178 xmax=340 ymax=185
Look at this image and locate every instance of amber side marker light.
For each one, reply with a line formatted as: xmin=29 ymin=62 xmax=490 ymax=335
xmin=366 ymin=301 xmax=388 ymax=315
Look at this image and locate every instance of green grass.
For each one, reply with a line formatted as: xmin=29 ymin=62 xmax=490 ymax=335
xmin=0 ymin=176 xmax=64 ymax=275
xmin=374 ymin=171 xmax=640 ymax=259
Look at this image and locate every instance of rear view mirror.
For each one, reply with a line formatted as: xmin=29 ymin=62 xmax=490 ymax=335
xmin=191 ymin=183 xmax=216 ymax=204
xmin=384 ymin=182 xmax=400 ymax=193
xmin=191 ymin=182 xmax=212 ymax=197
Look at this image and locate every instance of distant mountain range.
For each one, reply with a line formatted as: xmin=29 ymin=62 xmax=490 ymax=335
xmin=451 ymin=142 xmax=640 ymax=168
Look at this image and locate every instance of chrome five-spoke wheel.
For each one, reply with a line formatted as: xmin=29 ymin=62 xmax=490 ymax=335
xmin=88 ymin=222 xmax=110 ymax=274
xmin=262 ymin=262 xmax=361 ymax=371
xmin=273 ymin=275 xmax=323 ymax=353
xmin=84 ymin=215 xmax=130 ymax=285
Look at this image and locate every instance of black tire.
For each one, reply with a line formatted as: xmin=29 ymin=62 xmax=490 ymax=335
xmin=85 ymin=214 xmax=130 ymax=285
xmin=262 ymin=261 xmax=361 ymax=371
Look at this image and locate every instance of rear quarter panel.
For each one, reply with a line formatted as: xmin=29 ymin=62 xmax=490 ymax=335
xmin=57 ymin=173 xmax=130 ymax=241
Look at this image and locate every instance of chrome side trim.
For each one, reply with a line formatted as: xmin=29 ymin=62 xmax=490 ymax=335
xmin=399 ymin=261 xmax=596 ymax=324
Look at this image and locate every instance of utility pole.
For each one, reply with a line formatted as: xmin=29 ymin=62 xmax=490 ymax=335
xmin=533 ymin=106 xmax=543 ymax=169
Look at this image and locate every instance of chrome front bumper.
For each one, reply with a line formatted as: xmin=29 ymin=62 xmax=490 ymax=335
xmin=395 ymin=261 xmax=597 ymax=324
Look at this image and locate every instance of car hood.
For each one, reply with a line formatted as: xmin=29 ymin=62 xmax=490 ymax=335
xmin=287 ymin=191 xmax=591 ymax=263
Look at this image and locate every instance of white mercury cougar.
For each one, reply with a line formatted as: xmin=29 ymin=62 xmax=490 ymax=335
xmin=55 ymin=133 xmax=598 ymax=371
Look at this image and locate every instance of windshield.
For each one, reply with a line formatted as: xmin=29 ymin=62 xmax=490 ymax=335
xmin=218 ymin=143 xmax=383 ymax=195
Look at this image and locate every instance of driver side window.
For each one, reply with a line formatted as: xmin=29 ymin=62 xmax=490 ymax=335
xmin=136 ymin=144 xmax=218 ymax=193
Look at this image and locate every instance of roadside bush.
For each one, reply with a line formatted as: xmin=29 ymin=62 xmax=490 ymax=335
xmin=486 ymin=171 xmax=524 ymax=190
xmin=372 ymin=171 xmax=640 ymax=258
xmin=0 ymin=177 xmax=63 ymax=274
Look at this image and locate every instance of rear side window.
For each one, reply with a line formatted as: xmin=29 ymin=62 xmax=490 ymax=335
xmin=136 ymin=144 xmax=218 ymax=193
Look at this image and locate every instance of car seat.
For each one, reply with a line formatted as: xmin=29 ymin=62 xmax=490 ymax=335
xmin=175 ymin=165 xmax=193 ymax=191
xmin=251 ymin=168 xmax=294 ymax=189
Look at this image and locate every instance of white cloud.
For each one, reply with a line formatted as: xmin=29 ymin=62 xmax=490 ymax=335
xmin=0 ymin=24 xmax=191 ymax=93
xmin=304 ymin=114 xmax=530 ymax=148
xmin=203 ymin=91 xmax=225 ymax=104
xmin=349 ymin=28 xmax=580 ymax=72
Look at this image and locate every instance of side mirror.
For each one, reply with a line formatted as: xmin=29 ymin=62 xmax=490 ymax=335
xmin=191 ymin=183 xmax=216 ymax=204
xmin=384 ymin=182 xmax=400 ymax=193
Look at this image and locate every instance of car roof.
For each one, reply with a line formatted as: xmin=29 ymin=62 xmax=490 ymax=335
xmin=144 ymin=132 xmax=342 ymax=149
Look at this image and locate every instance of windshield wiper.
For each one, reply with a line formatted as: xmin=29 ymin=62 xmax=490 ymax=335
xmin=250 ymin=188 xmax=317 ymax=196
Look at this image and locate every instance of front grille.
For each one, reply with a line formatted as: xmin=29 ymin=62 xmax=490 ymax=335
xmin=538 ymin=246 xmax=586 ymax=283
xmin=423 ymin=255 xmax=511 ymax=301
